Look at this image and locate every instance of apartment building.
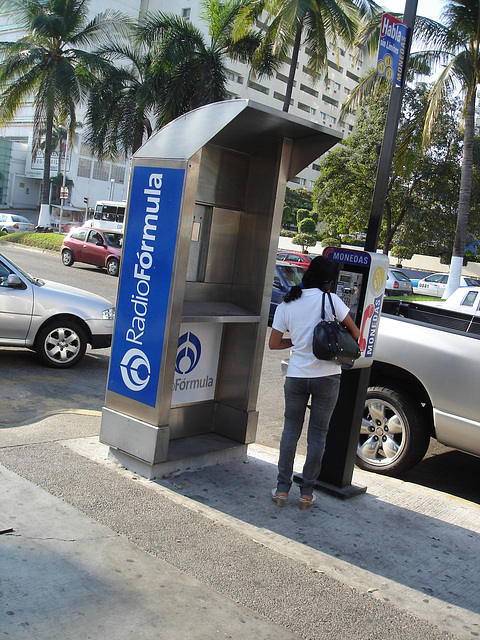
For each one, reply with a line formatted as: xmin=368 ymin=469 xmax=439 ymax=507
xmin=0 ymin=0 xmax=372 ymax=218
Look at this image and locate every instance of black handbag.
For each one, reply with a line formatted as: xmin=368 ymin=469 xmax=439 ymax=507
xmin=312 ymin=291 xmax=361 ymax=369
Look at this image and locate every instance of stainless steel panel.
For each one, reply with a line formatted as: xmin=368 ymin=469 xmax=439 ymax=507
xmin=205 ymin=208 xmax=241 ymax=284
xmin=197 ymin=145 xmax=249 ymax=209
xmin=214 ymin=404 xmax=259 ymax=444
xmin=169 ymin=402 xmax=215 ymax=440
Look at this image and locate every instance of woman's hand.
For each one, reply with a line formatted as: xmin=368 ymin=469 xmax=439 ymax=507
xmin=269 ymin=328 xmax=293 ymax=350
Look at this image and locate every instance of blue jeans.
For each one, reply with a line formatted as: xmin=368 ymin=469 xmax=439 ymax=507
xmin=277 ymin=375 xmax=341 ymax=495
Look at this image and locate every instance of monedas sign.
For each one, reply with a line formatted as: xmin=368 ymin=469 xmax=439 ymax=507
xmin=108 ymin=166 xmax=185 ymax=407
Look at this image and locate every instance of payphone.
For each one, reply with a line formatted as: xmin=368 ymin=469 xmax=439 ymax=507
xmin=304 ymin=246 xmax=389 ymax=496
xmin=323 ymin=246 xmax=389 ymax=367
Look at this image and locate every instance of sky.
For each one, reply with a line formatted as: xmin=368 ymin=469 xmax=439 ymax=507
xmin=382 ymin=0 xmax=444 ymax=22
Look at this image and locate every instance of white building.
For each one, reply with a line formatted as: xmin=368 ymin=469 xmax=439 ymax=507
xmin=0 ymin=0 xmax=373 ymax=222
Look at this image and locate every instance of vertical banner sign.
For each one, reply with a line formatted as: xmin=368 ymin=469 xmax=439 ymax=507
xmin=108 ymin=166 xmax=185 ymax=407
xmin=377 ymin=13 xmax=409 ymax=87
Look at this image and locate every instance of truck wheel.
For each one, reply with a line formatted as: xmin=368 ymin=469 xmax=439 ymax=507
xmin=35 ymin=319 xmax=87 ymax=368
xmin=357 ymin=385 xmax=430 ymax=476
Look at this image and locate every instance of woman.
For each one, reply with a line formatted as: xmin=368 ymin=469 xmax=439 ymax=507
xmin=269 ymin=256 xmax=360 ymax=509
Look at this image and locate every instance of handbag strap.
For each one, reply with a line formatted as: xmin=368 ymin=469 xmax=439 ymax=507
xmin=321 ymin=290 xmax=338 ymax=321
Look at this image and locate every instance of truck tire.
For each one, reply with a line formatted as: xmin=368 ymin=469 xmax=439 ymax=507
xmin=35 ymin=319 xmax=87 ymax=368
xmin=357 ymin=385 xmax=430 ymax=476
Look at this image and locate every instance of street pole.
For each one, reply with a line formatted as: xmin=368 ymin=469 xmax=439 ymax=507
xmin=58 ymin=130 xmax=69 ymax=234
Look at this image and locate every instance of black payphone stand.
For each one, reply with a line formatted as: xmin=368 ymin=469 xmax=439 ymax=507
xmin=293 ymin=246 xmax=388 ymax=498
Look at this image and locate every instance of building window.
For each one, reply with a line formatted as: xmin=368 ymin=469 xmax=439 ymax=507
xmin=333 ymin=82 xmax=341 ymax=91
xmin=248 ymin=80 xmax=269 ymax=95
xmin=327 ymin=59 xmax=343 ymax=73
xmin=110 ymin=164 xmax=125 ymax=185
xmin=226 ymin=69 xmax=244 ymax=84
xmin=77 ymin=158 xmax=91 ymax=179
xmin=312 ymin=163 xmax=321 ymax=171
xmin=93 ymin=161 xmax=109 ymax=181
xmin=318 ymin=111 xmax=326 ymax=121
xmin=349 ymin=124 xmax=354 ymax=132
xmin=300 ymin=83 xmax=319 ymax=98
xmin=323 ymin=94 xmax=339 ymax=108
xmin=310 ymin=180 xmax=315 ymax=188
xmin=329 ymin=115 xmax=336 ymax=125
xmin=298 ymin=102 xmax=316 ymax=115
xmin=80 ymin=142 xmax=91 ymax=156
xmin=276 ymin=72 xmax=296 ymax=86
xmin=290 ymin=177 xmax=306 ymax=186
xmin=346 ymin=70 xmax=360 ymax=83
xmin=182 ymin=8 xmax=191 ymax=20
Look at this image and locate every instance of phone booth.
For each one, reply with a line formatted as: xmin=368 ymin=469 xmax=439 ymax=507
xmin=100 ymin=99 xmax=341 ymax=478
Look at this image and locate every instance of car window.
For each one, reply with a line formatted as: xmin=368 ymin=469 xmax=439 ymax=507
xmin=0 ymin=215 xmax=6 ymax=222
xmin=426 ymin=274 xmax=444 ymax=283
xmin=87 ymin=231 xmax=103 ymax=244
xmin=392 ymin=271 xmax=410 ymax=282
xmin=460 ymin=291 xmax=478 ymax=308
xmin=278 ymin=264 xmax=305 ymax=287
xmin=0 ymin=260 xmax=13 ymax=286
xmin=464 ymin=277 xmax=479 ymax=287
xmin=71 ymin=229 xmax=87 ymax=241
xmin=104 ymin=232 xmax=123 ymax=248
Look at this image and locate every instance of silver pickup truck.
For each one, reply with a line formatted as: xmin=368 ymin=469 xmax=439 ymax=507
xmin=358 ymin=299 xmax=480 ymax=475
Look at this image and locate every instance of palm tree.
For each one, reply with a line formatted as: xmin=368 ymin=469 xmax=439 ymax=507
xmin=137 ymin=0 xmax=277 ymax=127
xmin=233 ymin=0 xmax=377 ymax=113
xmin=0 ymin=0 xmax=128 ymax=226
xmin=83 ymin=39 xmax=156 ymax=160
xmin=349 ymin=1 xmax=480 ymax=297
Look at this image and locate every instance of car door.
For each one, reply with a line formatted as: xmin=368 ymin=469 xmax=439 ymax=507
xmin=0 ymin=258 xmax=33 ymax=343
xmin=82 ymin=230 xmax=107 ymax=267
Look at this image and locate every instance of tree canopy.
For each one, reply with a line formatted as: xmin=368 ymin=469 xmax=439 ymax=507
xmin=313 ymin=81 xmax=480 ymax=257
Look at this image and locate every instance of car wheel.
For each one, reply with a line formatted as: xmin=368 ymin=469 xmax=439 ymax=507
xmin=35 ymin=319 xmax=87 ymax=368
xmin=106 ymin=258 xmax=119 ymax=277
xmin=62 ymin=249 xmax=74 ymax=266
xmin=357 ymin=385 xmax=430 ymax=476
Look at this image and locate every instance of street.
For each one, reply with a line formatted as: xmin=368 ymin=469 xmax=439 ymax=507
xmin=1 ymin=242 xmax=479 ymax=505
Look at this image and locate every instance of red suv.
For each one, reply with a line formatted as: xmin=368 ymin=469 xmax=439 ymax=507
xmin=61 ymin=227 xmax=123 ymax=276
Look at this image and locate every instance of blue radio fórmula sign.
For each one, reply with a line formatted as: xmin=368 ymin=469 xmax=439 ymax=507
xmin=108 ymin=166 xmax=185 ymax=407
xmin=376 ymin=13 xmax=409 ymax=87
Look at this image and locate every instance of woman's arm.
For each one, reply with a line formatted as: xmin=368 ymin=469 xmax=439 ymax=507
xmin=341 ymin=313 xmax=360 ymax=341
xmin=269 ymin=328 xmax=293 ymax=350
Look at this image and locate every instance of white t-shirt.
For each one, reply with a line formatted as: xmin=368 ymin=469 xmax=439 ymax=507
xmin=272 ymin=288 xmax=350 ymax=378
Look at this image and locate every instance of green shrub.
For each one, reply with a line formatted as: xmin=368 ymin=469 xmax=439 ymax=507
xmin=292 ymin=233 xmax=317 ymax=252
xmin=321 ymin=237 xmax=341 ymax=247
xmin=0 ymin=232 xmax=64 ymax=251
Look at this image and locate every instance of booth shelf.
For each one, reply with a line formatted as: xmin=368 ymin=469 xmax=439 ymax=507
xmin=181 ymin=301 xmax=260 ymax=323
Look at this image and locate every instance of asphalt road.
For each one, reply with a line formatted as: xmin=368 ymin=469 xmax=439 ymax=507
xmin=1 ymin=242 xmax=479 ymax=506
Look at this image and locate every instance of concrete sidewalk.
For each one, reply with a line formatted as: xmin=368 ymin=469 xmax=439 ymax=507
xmin=2 ymin=412 xmax=480 ymax=640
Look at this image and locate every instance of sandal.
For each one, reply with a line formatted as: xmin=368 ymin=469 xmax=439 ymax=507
xmin=299 ymin=494 xmax=316 ymax=510
xmin=271 ymin=488 xmax=288 ymax=507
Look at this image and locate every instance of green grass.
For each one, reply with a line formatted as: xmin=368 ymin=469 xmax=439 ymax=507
xmin=0 ymin=231 xmax=64 ymax=251
xmin=386 ymin=294 xmax=441 ymax=302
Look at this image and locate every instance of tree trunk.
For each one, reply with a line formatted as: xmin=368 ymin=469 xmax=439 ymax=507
xmin=443 ymin=90 xmax=475 ymax=299
xmin=37 ymin=110 xmax=54 ymax=227
xmin=283 ymin=23 xmax=302 ymax=113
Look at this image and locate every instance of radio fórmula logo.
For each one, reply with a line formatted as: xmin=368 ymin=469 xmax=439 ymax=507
xmin=175 ymin=331 xmax=201 ymax=374
xmin=120 ymin=348 xmax=151 ymax=391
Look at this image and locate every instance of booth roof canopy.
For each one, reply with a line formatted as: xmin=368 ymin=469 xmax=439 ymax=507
xmin=134 ymin=100 xmax=341 ymax=177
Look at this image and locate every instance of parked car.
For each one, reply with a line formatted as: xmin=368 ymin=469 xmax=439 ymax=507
xmin=276 ymin=251 xmax=317 ymax=267
xmin=385 ymin=269 xmax=413 ymax=296
xmin=441 ymin=286 xmax=480 ymax=316
xmin=61 ymin=227 xmax=123 ymax=276
xmin=270 ymin=262 xmax=306 ymax=322
xmin=0 ymin=251 xmax=114 ymax=367
xmin=0 ymin=213 xmax=35 ymax=233
xmin=413 ymin=273 xmax=480 ymax=297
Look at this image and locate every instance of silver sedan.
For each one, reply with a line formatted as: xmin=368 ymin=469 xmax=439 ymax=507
xmin=0 ymin=213 xmax=35 ymax=233
xmin=0 ymin=251 xmax=114 ymax=367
